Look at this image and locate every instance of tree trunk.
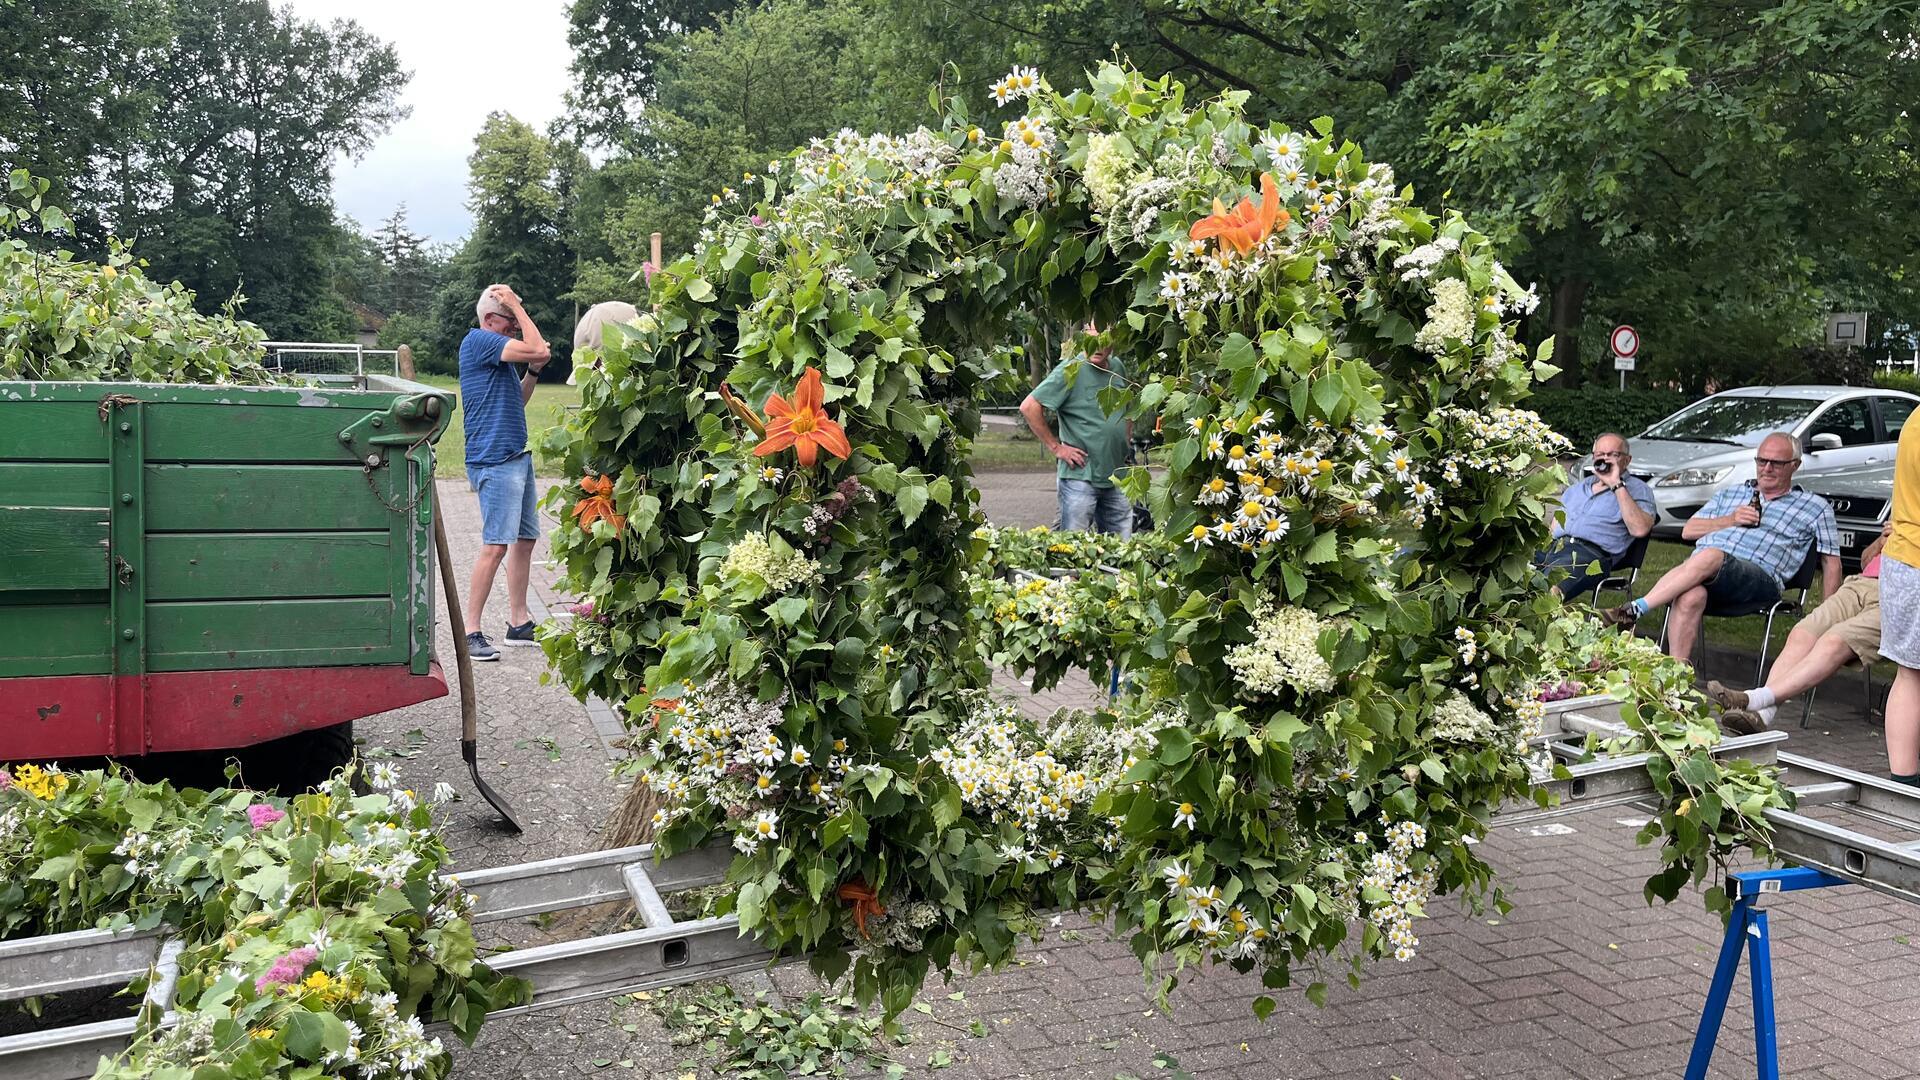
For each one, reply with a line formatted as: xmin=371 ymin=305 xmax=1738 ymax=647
xmin=1548 ymin=276 xmax=1589 ymax=385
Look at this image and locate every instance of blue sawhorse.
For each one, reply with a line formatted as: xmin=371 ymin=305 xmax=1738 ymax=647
xmin=1684 ymin=866 xmax=1848 ymax=1080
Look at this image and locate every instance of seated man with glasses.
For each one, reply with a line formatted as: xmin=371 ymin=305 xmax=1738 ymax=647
xmin=1602 ymin=432 xmax=1842 ymax=664
xmin=1535 ymin=432 xmax=1657 ymax=598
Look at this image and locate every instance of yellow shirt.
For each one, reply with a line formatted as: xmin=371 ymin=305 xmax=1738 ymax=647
xmin=1885 ymin=421 xmax=1920 ymax=568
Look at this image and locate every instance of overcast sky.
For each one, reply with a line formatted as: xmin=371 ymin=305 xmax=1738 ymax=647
xmin=284 ymin=0 xmax=576 ymax=245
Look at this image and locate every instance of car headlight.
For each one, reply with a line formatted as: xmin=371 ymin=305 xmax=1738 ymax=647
xmin=1656 ymin=467 xmax=1732 ymax=488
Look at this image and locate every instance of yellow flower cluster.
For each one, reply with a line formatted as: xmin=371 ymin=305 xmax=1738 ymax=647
xmin=991 ymin=577 xmax=1074 ymax=628
xmin=9 ymin=763 xmax=69 ymax=800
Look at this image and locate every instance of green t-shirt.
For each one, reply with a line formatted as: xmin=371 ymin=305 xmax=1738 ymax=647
xmin=1031 ymin=356 xmax=1129 ymax=487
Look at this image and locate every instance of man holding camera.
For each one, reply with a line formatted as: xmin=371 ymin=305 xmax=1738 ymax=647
xmin=1535 ymin=432 xmax=1657 ymax=599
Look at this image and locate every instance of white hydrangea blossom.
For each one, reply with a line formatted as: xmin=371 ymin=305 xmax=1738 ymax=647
xmin=1392 ymin=235 xmax=1460 ymax=282
xmin=721 ymin=533 xmax=821 ymax=593
xmin=1083 ymin=132 xmax=1133 ymax=213
xmin=1413 ymin=277 xmax=1475 ymax=355
xmin=1431 ymin=692 xmax=1496 ymax=743
xmin=1227 ymin=595 xmax=1336 ymax=699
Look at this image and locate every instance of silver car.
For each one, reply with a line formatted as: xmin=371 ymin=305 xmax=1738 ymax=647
xmin=1795 ymin=460 xmax=1893 ymax=573
xmin=1599 ymin=386 xmax=1919 ymax=539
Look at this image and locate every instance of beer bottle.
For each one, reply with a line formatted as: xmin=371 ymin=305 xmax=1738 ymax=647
xmin=1747 ymin=484 xmax=1763 ymax=527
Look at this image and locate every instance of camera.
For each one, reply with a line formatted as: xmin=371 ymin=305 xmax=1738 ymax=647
xmin=1593 ymin=459 xmax=1614 ymax=476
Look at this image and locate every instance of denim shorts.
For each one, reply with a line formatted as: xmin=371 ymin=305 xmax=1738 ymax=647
xmin=1704 ymin=553 xmax=1781 ymax=614
xmin=467 ymin=452 xmax=541 ymax=546
xmin=1057 ymin=477 xmax=1134 ymax=538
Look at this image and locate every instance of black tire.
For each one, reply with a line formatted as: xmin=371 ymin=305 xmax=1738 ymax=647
xmin=233 ymin=722 xmax=356 ymax=795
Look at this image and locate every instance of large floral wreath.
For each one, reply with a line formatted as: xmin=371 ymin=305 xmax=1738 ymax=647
xmin=540 ymin=63 xmax=1788 ymax=1014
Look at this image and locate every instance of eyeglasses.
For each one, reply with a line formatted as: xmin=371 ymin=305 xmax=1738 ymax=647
xmin=1593 ymin=451 xmax=1629 ymax=460
xmin=1754 ymin=456 xmax=1797 ymax=470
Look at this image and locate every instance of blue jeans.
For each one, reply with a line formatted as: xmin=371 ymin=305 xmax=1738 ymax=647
xmin=1703 ymin=552 xmax=1783 ymax=615
xmin=467 ymin=452 xmax=541 ymax=546
xmin=1057 ymin=478 xmax=1133 ymax=538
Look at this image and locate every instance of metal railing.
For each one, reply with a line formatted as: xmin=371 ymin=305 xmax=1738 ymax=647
xmin=259 ymin=341 xmax=400 ymax=378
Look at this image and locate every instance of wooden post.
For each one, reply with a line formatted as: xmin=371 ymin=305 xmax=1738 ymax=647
xmin=650 ymin=232 xmax=663 ymax=272
xmin=396 ymin=343 xmax=415 ymax=379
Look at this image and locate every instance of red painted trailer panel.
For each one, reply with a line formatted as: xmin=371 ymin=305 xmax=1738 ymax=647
xmin=1 ymin=664 xmax=447 ymax=758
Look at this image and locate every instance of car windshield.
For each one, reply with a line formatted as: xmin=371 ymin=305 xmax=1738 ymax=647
xmin=1640 ymin=396 xmax=1820 ymax=446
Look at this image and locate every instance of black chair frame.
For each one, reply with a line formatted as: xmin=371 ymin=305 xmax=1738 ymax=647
xmin=1589 ymin=534 xmax=1653 ymax=607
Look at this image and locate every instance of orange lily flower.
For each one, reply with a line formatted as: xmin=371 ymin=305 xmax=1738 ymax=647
xmin=1189 ymin=172 xmax=1288 ymax=258
xmin=837 ymin=878 xmax=887 ymax=938
xmin=752 ymin=367 xmax=852 ymax=468
xmin=572 ymin=475 xmax=626 ymax=532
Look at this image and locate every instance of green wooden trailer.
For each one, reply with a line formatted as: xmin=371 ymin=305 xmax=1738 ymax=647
xmin=0 ymin=375 xmax=453 ymax=785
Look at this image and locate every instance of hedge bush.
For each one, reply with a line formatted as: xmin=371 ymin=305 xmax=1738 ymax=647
xmin=1529 ymin=386 xmax=1688 ymax=450
xmin=1872 ymin=370 xmax=1920 ymax=396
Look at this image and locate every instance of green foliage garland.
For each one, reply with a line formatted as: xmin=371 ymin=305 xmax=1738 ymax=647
xmin=1 ymin=172 xmax=274 ymax=385
xmin=0 ymin=766 xmax=528 ymax=1079
xmin=543 ymin=63 xmax=1789 ymax=1013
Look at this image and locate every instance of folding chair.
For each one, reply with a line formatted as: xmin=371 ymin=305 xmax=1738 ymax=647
xmin=1589 ymin=534 xmax=1652 ymax=606
xmin=1659 ymin=545 xmax=1822 ymax=686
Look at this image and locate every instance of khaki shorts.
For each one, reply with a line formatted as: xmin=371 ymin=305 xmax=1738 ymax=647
xmin=1798 ymin=575 xmax=1881 ymax=665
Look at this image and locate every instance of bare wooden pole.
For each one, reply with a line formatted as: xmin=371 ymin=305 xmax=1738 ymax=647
xmin=395 ymin=343 xmax=415 ymax=380
xmin=650 ymin=232 xmax=663 ymax=272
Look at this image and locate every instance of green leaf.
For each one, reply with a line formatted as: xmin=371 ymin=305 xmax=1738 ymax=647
xmin=283 ymin=1010 xmax=349 ymax=1060
xmin=1155 ymin=727 xmax=1194 ymax=765
xmin=896 ymin=483 xmax=929 ymax=525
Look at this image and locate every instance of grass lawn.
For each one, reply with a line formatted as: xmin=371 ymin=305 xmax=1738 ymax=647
xmin=414 ymin=375 xmax=580 ymax=479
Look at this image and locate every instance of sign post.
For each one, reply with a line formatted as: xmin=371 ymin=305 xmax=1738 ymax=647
xmin=1611 ymin=325 xmax=1639 ymax=391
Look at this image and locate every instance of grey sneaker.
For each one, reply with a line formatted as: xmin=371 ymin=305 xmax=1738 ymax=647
xmin=503 ymin=620 xmax=540 ymax=647
xmin=465 ymin=631 xmax=501 ymax=661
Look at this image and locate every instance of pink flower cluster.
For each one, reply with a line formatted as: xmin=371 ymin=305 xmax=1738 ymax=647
xmin=247 ymin=804 xmax=286 ymax=830
xmin=0 ymin=770 xmax=11 ymax=790
xmin=567 ymin=600 xmax=609 ymax=625
xmin=253 ymin=946 xmax=317 ymax=992
xmin=1535 ymin=680 xmax=1584 ymax=703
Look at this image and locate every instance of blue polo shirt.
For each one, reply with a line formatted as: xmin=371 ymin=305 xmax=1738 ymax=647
xmin=458 ymin=329 xmax=528 ymax=468
xmin=1555 ymin=474 xmax=1656 ymax=557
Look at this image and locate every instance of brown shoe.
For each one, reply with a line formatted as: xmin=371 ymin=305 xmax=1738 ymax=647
xmin=1706 ymin=680 xmax=1749 ymax=712
xmin=1720 ymin=708 xmax=1768 ymax=736
xmin=1600 ymin=604 xmax=1640 ymax=631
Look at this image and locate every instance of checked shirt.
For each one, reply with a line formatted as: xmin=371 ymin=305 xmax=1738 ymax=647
xmin=1693 ymin=482 xmax=1840 ymax=587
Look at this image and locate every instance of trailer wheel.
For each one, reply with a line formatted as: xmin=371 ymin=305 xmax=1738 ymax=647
xmin=234 ymin=722 xmax=357 ymax=795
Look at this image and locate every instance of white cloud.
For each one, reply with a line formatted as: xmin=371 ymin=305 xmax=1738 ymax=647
xmin=283 ymin=0 xmax=576 ymax=244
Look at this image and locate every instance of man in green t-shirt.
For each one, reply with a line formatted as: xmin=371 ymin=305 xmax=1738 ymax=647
xmin=1019 ymin=325 xmax=1133 ymax=537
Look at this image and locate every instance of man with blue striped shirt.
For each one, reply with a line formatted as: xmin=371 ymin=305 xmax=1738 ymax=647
xmin=1604 ymin=432 xmax=1841 ymax=663
xmin=459 ymin=284 xmax=551 ymax=661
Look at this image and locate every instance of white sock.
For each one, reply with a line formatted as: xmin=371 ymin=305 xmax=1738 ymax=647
xmin=1747 ymin=687 xmax=1777 ymax=712
xmin=1755 ymin=705 xmax=1778 ymax=725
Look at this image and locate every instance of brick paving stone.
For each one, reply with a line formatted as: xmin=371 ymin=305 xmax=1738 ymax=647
xmin=332 ymin=471 xmax=1920 ymax=1079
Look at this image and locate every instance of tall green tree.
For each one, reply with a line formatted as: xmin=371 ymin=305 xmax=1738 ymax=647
xmin=569 ymin=0 xmax=940 ymax=296
xmin=435 ymin=113 xmax=582 ymax=378
xmin=564 ymin=0 xmax=740 ymax=147
xmin=566 ymin=0 xmax=1920 ymax=389
xmin=0 ymin=0 xmax=408 ymax=339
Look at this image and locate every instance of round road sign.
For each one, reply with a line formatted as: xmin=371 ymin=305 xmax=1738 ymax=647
xmin=1610 ymin=325 xmax=1640 ymax=359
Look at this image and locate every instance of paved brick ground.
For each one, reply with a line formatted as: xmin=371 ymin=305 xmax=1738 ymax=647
xmin=354 ymin=472 xmax=1920 ymax=1080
